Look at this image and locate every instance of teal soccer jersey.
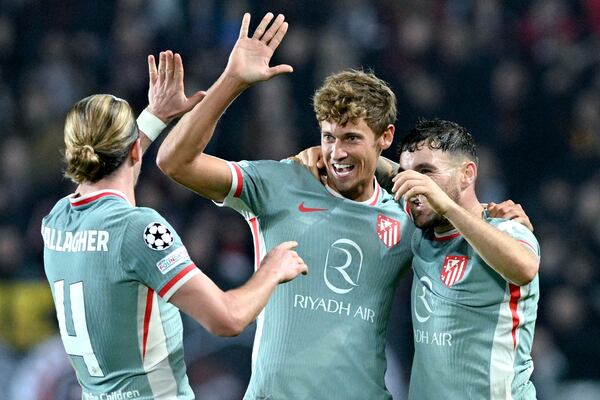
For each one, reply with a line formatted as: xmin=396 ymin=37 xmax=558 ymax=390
xmin=42 ymin=190 xmax=199 ymax=400
xmin=408 ymin=214 xmax=540 ymax=400
xmin=220 ymin=160 xmax=415 ymax=400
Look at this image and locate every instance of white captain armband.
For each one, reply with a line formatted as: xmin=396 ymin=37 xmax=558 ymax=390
xmin=136 ymin=109 xmax=167 ymax=141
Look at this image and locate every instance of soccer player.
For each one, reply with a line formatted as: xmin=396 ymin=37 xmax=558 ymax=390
xmin=392 ymin=119 xmax=540 ymax=399
xmin=157 ymin=12 xmax=415 ymax=399
xmin=42 ymin=51 xmax=307 ymax=399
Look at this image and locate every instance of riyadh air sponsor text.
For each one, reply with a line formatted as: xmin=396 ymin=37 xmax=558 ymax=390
xmin=293 ymin=294 xmax=375 ymax=323
xmin=413 ymin=276 xmax=453 ymax=346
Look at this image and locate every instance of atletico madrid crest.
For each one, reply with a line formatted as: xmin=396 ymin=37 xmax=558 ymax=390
xmin=441 ymin=255 xmax=468 ymax=287
xmin=376 ymin=214 xmax=401 ymax=247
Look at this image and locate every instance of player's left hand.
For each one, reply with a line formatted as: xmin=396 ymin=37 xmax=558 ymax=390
xmin=224 ymin=12 xmax=293 ymax=87
xmin=147 ymin=50 xmax=207 ymax=123
xmin=392 ymin=170 xmax=455 ymax=216
xmin=487 ymin=200 xmax=534 ymax=232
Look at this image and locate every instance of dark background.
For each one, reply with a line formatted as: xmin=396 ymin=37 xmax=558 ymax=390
xmin=0 ymin=1 xmax=599 ymax=399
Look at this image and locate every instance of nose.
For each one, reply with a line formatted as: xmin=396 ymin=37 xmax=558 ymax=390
xmin=331 ymin=140 xmax=347 ymax=161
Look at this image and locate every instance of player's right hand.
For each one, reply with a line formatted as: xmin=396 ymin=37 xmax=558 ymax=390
xmin=224 ymin=12 xmax=293 ymax=87
xmin=261 ymin=241 xmax=308 ymax=283
xmin=290 ymin=146 xmax=326 ymax=184
xmin=147 ymin=50 xmax=206 ymax=123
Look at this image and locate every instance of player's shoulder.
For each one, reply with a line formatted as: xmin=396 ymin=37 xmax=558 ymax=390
xmin=488 ymin=217 xmax=537 ymax=240
xmin=236 ymin=158 xmax=315 ymax=181
xmin=121 ymin=207 xmax=178 ymax=251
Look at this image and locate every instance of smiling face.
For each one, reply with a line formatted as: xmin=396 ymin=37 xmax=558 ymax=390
xmin=321 ymin=118 xmax=393 ymax=201
xmin=399 ymin=144 xmax=463 ymax=229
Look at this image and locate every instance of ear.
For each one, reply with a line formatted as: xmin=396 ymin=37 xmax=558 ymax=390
xmin=461 ymin=160 xmax=477 ymax=189
xmin=129 ymin=138 xmax=142 ymax=164
xmin=377 ymin=124 xmax=395 ymax=151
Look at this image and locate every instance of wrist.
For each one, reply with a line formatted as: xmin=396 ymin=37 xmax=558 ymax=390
xmin=137 ymin=109 xmax=168 ymax=142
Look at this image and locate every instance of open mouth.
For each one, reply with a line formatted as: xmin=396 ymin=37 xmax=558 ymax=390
xmin=332 ymin=163 xmax=355 ymax=177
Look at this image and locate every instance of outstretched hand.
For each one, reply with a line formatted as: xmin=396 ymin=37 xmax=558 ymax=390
xmin=225 ymin=12 xmax=293 ymax=87
xmin=147 ymin=50 xmax=206 ymax=122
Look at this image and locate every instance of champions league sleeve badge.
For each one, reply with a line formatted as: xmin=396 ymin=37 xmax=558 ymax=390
xmin=143 ymin=222 xmax=174 ymax=250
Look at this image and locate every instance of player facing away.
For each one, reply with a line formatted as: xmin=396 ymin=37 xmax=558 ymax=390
xmin=157 ymin=12 xmax=415 ymax=399
xmin=392 ymin=119 xmax=540 ymax=400
xmin=42 ymin=51 xmax=307 ymax=400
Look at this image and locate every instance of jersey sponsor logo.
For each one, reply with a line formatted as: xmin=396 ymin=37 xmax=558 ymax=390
xmin=414 ymin=276 xmax=434 ymax=323
xmin=143 ymin=222 xmax=174 ymax=251
xmin=323 ymin=238 xmax=363 ymax=294
xmin=298 ymin=202 xmax=327 ymax=213
xmin=156 ymin=247 xmax=191 ymax=275
xmin=376 ymin=214 xmax=401 ymax=247
xmin=441 ymin=255 xmax=468 ymax=287
xmin=413 ymin=277 xmax=453 ymax=347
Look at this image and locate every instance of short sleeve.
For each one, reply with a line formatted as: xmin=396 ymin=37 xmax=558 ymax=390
xmin=217 ymin=159 xmax=290 ymax=218
xmin=120 ymin=208 xmax=200 ymax=301
xmin=492 ymin=219 xmax=541 ymax=258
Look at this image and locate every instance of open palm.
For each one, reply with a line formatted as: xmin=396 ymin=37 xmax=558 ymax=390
xmin=225 ymin=13 xmax=293 ymax=86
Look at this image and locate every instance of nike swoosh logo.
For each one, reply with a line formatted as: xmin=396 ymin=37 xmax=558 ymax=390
xmin=298 ymin=202 xmax=327 ymax=213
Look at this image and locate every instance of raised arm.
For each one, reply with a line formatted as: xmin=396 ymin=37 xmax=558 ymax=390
xmin=393 ymin=170 xmax=539 ymax=285
xmin=138 ymin=51 xmax=206 ymax=153
xmin=170 ymin=241 xmax=307 ymax=336
xmin=157 ymin=12 xmax=293 ymax=202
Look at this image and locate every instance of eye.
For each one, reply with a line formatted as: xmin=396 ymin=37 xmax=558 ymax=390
xmin=419 ymin=168 xmax=433 ymax=175
xmin=322 ymin=133 xmax=334 ymax=142
xmin=347 ymin=135 xmax=359 ymax=142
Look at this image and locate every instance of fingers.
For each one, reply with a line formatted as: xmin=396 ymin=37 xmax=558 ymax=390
xmin=275 ymin=240 xmax=298 ymax=251
xmin=268 ymin=64 xmax=294 ymax=77
xmin=252 ymin=12 xmax=274 ymax=39
xmin=173 ymin=52 xmax=184 ymax=84
xmin=239 ymin=12 xmax=251 ymax=38
xmin=261 ymin=14 xmax=284 ymax=43
xmin=185 ymin=90 xmax=207 ymax=112
xmin=148 ymin=55 xmax=158 ymax=83
xmin=268 ymin=20 xmax=288 ymax=51
xmin=158 ymin=51 xmax=166 ymax=82
xmin=165 ymin=50 xmax=174 ymax=81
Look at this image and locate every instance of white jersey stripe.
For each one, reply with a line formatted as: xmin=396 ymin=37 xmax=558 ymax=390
xmin=489 ymin=282 xmax=522 ymax=400
xmin=247 ymin=215 xmax=267 ymax=371
xmin=137 ymin=285 xmax=178 ymax=398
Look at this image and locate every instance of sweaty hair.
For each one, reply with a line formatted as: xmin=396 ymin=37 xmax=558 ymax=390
xmin=63 ymin=94 xmax=138 ymax=184
xmin=398 ymin=118 xmax=478 ymax=164
xmin=313 ymin=69 xmax=397 ymax=137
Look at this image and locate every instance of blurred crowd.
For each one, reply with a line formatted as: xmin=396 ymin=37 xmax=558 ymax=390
xmin=0 ymin=0 xmax=599 ymax=399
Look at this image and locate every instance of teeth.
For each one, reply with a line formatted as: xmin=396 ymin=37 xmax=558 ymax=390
xmin=333 ymin=163 xmax=353 ymax=171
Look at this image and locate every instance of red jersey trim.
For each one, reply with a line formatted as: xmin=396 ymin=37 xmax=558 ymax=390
xmin=368 ymin=181 xmax=381 ymax=206
xmin=518 ymin=240 xmax=538 ymax=255
xmin=232 ymin=163 xmax=244 ymax=198
xmin=70 ymin=190 xmax=129 ymax=207
xmin=142 ymin=289 xmax=154 ymax=359
xmin=433 ymin=231 xmax=462 ymax=241
xmin=508 ymin=283 xmax=521 ymax=349
xmin=248 ymin=217 xmax=261 ymax=270
xmin=158 ymin=263 xmax=197 ymax=298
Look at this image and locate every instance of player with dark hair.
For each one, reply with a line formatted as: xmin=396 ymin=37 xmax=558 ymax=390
xmin=42 ymin=51 xmax=307 ymax=399
xmin=393 ymin=118 xmax=540 ymax=399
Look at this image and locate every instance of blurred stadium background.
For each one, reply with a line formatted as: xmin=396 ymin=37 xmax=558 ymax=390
xmin=0 ymin=0 xmax=599 ymax=399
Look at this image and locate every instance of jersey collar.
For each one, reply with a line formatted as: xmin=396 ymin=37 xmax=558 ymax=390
xmin=324 ymin=178 xmax=381 ymax=206
xmin=433 ymin=227 xmax=462 ymax=241
xmin=69 ymin=189 xmax=133 ymax=207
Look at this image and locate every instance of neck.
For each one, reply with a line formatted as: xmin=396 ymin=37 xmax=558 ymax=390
xmin=76 ymin=169 xmax=136 ymax=206
xmin=432 ymin=189 xmax=483 ymax=233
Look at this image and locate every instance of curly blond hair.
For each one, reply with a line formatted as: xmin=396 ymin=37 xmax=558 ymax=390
xmin=313 ymin=69 xmax=397 ymax=136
